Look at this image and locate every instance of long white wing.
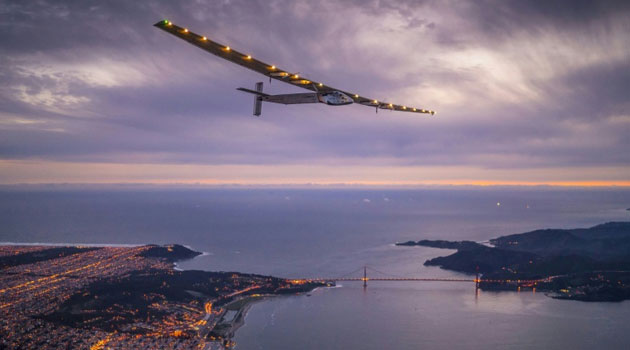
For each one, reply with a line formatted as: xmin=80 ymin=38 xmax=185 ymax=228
xmin=154 ymin=20 xmax=436 ymax=115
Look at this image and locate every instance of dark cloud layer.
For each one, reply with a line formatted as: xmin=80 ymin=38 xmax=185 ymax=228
xmin=0 ymin=0 xmax=628 ymax=182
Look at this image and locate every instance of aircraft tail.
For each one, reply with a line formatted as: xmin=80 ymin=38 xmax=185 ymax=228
xmin=253 ymin=82 xmax=263 ymax=116
xmin=237 ymin=82 xmax=319 ymax=115
xmin=237 ymin=82 xmax=265 ymax=116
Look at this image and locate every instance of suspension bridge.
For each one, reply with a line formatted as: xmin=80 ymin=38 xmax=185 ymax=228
xmin=293 ymin=266 xmax=544 ymax=289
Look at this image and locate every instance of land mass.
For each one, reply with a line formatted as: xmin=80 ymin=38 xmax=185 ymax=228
xmin=0 ymin=244 xmax=329 ymax=350
xmin=396 ymin=222 xmax=630 ymax=302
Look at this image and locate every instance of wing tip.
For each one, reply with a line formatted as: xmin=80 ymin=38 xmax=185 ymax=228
xmin=154 ymin=19 xmax=172 ymax=27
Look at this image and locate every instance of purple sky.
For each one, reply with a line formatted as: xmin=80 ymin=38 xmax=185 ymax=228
xmin=1 ymin=0 xmax=629 ymax=185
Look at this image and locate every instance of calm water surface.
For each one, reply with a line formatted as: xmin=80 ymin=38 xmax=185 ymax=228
xmin=1 ymin=188 xmax=629 ymax=349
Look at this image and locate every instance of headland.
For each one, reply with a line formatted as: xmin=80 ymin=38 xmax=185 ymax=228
xmin=397 ymin=222 xmax=630 ymax=301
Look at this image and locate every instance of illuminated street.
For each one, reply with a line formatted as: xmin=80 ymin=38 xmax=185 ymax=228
xmin=0 ymin=245 xmax=322 ymax=349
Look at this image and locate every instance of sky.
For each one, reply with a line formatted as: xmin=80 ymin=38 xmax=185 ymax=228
xmin=0 ymin=0 xmax=629 ymax=186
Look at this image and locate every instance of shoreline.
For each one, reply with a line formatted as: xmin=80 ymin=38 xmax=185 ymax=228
xmin=211 ymin=289 xmax=331 ymax=347
xmin=395 ymin=222 xmax=630 ymax=302
xmin=2 ymin=241 xmax=213 ymax=259
xmin=1 ymin=243 xmax=328 ymax=349
xmin=170 ymin=245 xmax=330 ymax=348
xmin=0 ymin=241 xmax=144 ymax=247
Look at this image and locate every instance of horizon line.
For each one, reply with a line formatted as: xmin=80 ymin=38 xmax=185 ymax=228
xmin=1 ymin=181 xmax=630 ymax=189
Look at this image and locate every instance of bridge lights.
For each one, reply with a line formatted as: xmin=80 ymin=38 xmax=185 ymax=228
xmin=201 ymin=36 xmax=207 ymax=41
xmin=318 ymin=83 xmax=323 ymax=87
xmin=224 ymin=46 xmax=231 ymax=51
xmin=270 ymin=65 xmax=276 ymax=70
xmin=183 ymin=28 xmax=188 ymax=33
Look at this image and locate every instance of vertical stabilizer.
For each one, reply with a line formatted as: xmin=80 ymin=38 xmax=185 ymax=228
xmin=253 ymin=82 xmax=263 ymax=116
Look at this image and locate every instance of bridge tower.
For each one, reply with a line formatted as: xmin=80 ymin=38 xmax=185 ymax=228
xmin=363 ymin=265 xmax=367 ymax=288
xmin=475 ymin=266 xmax=480 ymax=291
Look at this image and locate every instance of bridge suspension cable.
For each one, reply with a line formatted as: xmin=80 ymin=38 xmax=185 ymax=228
xmin=299 ymin=265 xmax=544 ymax=286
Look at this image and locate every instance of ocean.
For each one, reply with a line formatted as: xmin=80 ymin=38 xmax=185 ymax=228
xmin=1 ymin=187 xmax=629 ymax=349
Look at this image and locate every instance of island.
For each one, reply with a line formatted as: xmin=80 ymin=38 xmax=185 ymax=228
xmin=397 ymin=222 xmax=630 ymax=302
xmin=0 ymin=244 xmax=330 ymax=350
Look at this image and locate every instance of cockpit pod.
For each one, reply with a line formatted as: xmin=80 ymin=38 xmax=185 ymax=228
xmin=318 ymin=91 xmax=354 ymax=106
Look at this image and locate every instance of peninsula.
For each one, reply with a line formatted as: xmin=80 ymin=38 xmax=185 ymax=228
xmin=397 ymin=222 xmax=630 ymax=301
xmin=0 ymin=244 xmax=328 ymax=349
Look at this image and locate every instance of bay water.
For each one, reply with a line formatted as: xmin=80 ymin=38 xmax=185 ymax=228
xmin=1 ymin=187 xmax=629 ymax=349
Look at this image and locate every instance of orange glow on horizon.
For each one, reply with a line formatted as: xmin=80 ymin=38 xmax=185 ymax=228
xmin=9 ymin=179 xmax=626 ymax=187
xmin=1 ymin=160 xmax=628 ymax=188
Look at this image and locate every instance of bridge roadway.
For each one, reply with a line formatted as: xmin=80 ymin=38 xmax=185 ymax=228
xmin=295 ymin=266 xmax=545 ymax=285
xmin=297 ymin=277 xmax=545 ymax=284
xmin=308 ymin=277 xmax=475 ymax=282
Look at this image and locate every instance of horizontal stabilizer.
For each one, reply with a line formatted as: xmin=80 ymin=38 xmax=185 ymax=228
xmin=237 ymin=87 xmax=269 ymax=97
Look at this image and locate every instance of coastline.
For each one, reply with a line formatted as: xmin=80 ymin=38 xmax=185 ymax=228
xmin=0 ymin=242 xmax=213 ymax=257
xmin=148 ymin=244 xmax=332 ymax=349
xmin=0 ymin=243 xmax=328 ymax=350
xmin=0 ymin=241 xmax=144 ymax=247
xmin=395 ymin=222 xmax=630 ymax=302
xmin=177 ymin=250 xmax=328 ymax=348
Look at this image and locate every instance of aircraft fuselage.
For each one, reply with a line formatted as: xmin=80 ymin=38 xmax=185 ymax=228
xmin=260 ymin=91 xmax=353 ymax=106
xmin=237 ymin=83 xmax=355 ymax=115
xmin=317 ymin=91 xmax=354 ymax=106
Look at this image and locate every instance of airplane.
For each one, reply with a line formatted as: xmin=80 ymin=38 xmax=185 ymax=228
xmin=154 ymin=19 xmax=436 ymax=117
